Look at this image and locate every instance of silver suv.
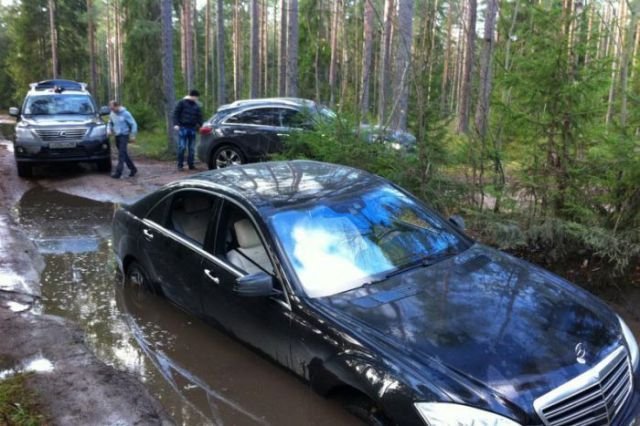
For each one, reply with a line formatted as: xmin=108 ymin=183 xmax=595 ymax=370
xmin=9 ymin=79 xmax=111 ymax=178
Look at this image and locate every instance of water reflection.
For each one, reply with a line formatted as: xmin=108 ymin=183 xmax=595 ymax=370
xmin=16 ymin=187 xmax=359 ymax=425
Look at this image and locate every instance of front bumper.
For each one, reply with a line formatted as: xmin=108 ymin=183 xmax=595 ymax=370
xmin=14 ymin=138 xmax=111 ymax=163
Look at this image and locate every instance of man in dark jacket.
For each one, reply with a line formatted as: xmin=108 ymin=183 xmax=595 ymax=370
xmin=173 ymin=89 xmax=203 ymax=170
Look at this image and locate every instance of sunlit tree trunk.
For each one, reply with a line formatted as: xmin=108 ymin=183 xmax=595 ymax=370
xmin=205 ymin=0 xmax=211 ymax=105
xmin=390 ymin=0 xmax=414 ymax=131
xmin=457 ymin=0 xmax=476 ymax=134
xmin=286 ymin=0 xmax=298 ymax=96
xmin=474 ymin=0 xmax=498 ymax=138
xmin=250 ymin=0 xmax=260 ymax=98
xmin=329 ymin=0 xmax=341 ymax=106
xmin=87 ymin=0 xmax=98 ymax=97
xmin=378 ymin=0 xmax=394 ymax=125
xmin=216 ymin=0 xmax=226 ymax=105
xmin=278 ymin=0 xmax=287 ymax=96
xmin=161 ymin=0 xmax=176 ymax=150
xmin=48 ymin=0 xmax=58 ymax=78
xmin=360 ymin=0 xmax=375 ymax=117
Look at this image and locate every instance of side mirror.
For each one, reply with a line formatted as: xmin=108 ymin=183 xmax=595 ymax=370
xmin=99 ymin=106 xmax=110 ymax=116
xmin=234 ymin=271 xmax=274 ymax=297
xmin=449 ymin=214 xmax=466 ymax=231
xmin=8 ymin=107 xmax=19 ymax=117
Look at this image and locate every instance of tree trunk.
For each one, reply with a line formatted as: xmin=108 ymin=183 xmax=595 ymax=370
xmin=620 ymin=0 xmax=640 ymax=128
xmin=233 ymin=0 xmax=243 ymax=99
xmin=457 ymin=0 xmax=477 ymax=134
xmin=184 ymin=0 xmax=194 ymax=91
xmin=250 ymin=0 xmax=260 ymax=98
xmin=48 ymin=0 xmax=58 ymax=78
xmin=216 ymin=0 xmax=226 ymax=106
xmin=161 ymin=0 xmax=176 ymax=150
xmin=378 ymin=0 xmax=394 ymax=125
xmin=360 ymin=0 xmax=375 ymax=117
xmin=87 ymin=0 xmax=98 ymax=97
xmin=440 ymin=2 xmax=454 ymax=114
xmin=205 ymin=0 xmax=211 ymax=106
xmin=262 ymin=0 xmax=268 ymax=96
xmin=278 ymin=0 xmax=287 ymax=96
xmin=390 ymin=0 xmax=414 ymax=131
xmin=286 ymin=0 xmax=298 ymax=96
xmin=474 ymin=0 xmax=498 ymax=138
xmin=328 ymin=0 xmax=341 ymax=106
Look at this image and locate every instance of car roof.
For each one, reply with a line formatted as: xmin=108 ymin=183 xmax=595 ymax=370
xmin=179 ymin=160 xmax=386 ymax=212
xmin=25 ymin=90 xmax=90 ymax=97
xmin=217 ymin=97 xmax=317 ymax=112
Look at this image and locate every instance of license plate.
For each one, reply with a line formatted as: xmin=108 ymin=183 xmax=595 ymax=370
xmin=49 ymin=141 xmax=77 ymax=149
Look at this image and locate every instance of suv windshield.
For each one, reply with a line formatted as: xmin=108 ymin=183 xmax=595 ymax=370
xmin=269 ymin=185 xmax=469 ymax=298
xmin=23 ymin=94 xmax=95 ymax=115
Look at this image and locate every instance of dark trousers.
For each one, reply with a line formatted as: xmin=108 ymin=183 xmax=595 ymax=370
xmin=115 ymin=135 xmax=136 ymax=176
xmin=177 ymin=127 xmax=196 ymax=168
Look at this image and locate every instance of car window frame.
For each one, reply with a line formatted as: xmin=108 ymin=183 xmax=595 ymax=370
xmin=210 ymin=197 xmax=291 ymax=307
xmin=143 ymin=186 xmax=292 ymax=309
xmin=221 ymin=107 xmax=283 ymax=128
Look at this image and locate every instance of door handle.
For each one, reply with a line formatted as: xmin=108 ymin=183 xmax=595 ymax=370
xmin=233 ymin=129 xmax=247 ymax=134
xmin=204 ymin=269 xmax=220 ymax=284
xmin=142 ymin=229 xmax=154 ymax=240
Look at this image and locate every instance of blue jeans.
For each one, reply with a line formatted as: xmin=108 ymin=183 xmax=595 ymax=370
xmin=177 ymin=127 xmax=196 ymax=168
xmin=115 ymin=135 xmax=136 ymax=175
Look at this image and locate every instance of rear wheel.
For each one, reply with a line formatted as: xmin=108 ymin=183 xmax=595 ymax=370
xmin=97 ymin=158 xmax=112 ymax=173
xmin=16 ymin=162 xmax=33 ymax=178
xmin=211 ymin=145 xmax=245 ymax=169
xmin=332 ymin=389 xmax=390 ymax=426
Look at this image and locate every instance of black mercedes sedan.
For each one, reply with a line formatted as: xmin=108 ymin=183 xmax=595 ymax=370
xmin=112 ymin=160 xmax=640 ymax=425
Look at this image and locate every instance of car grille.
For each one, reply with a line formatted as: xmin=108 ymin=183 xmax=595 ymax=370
xmin=534 ymin=346 xmax=633 ymax=426
xmin=35 ymin=128 xmax=87 ymax=141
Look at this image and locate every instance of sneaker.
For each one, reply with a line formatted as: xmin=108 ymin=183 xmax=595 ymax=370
xmin=129 ymin=169 xmax=137 ymax=177
xmin=111 ymin=174 xmax=121 ymax=179
xmin=177 ymin=166 xmax=184 ymax=171
xmin=188 ymin=165 xmax=197 ymax=170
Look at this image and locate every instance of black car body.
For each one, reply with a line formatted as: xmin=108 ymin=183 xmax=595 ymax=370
xmin=9 ymin=79 xmax=112 ymax=178
xmin=197 ymin=98 xmax=335 ymax=169
xmin=112 ymin=161 xmax=640 ymax=425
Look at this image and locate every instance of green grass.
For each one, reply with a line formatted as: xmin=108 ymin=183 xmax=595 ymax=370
xmin=0 ymin=373 xmax=46 ymax=426
xmin=128 ymin=128 xmax=175 ymax=161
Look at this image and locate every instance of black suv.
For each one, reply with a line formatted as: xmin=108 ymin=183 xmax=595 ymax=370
xmin=197 ymin=98 xmax=336 ymax=169
xmin=9 ymin=79 xmax=111 ymax=178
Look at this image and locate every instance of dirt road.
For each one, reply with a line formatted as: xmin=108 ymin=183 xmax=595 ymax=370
xmin=0 ymin=134 xmax=188 ymax=424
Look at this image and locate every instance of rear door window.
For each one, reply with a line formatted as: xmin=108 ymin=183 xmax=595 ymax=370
xmin=224 ymin=108 xmax=280 ymax=126
xmin=166 ymin=191 xmax=218 ymax=246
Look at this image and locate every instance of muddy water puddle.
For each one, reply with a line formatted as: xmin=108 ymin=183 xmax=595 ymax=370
xmin=15 ymin=187 xmax=359 ymax=425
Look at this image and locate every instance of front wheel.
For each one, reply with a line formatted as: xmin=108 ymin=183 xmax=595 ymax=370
xmin=97 ymin=158 xmax=112 ymax=173
xmin=16 ymin=162 xmax=33 ymax=178
xmin=125 ymin=261 xmax=157 ymax=303
xmin=211 ymin=145 xmax=245 ymax=169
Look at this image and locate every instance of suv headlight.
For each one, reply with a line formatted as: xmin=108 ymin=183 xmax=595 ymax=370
xmin=618 ymin=316 xmax=639 ymax=370
xmin=414 ymin=403 xmax=521 ymax=426
xmin=88 ymin=124 xmax=107 ymax=139
xmin=15 ymin=125 xmax=36 ymax=142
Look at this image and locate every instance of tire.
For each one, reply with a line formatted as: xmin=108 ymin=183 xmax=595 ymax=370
xmin=16 ymin=162 xmax=33 ymax=178
xmin=97 ymin=158 xmax=112 ymax=173
xmin=125 ymin=261 xmax=157 ymax=300
xmin=211 ymin=145 xmax=245 ymax=169
xmin=341 ymin=394 xmax=389 ymax=426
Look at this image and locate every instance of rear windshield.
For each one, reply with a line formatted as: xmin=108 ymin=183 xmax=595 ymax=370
xmin=23 ymin=94 xmax=96 ymax=116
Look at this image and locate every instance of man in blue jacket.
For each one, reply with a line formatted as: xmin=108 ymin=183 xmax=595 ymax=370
xmin=173 ymin=89 xmax=203 ymax=170
xmin=107 ymin=100 xmax=138 ymax=179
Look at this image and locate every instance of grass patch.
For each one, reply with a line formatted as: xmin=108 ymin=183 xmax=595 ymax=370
xmin=128 ymin=128 xmax=175 ymax=161
xmin=0 ymin=373 xmax=46 ymax=426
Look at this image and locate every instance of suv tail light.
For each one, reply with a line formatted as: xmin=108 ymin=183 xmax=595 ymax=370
xmin=200 ymin=124 xmax=213 ymax=136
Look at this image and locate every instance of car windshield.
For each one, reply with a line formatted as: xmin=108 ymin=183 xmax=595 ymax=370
xmin=23 ymin=95 xmax=95 ymax=115
xmin=269 ymin=185 xmax=468 ymax=298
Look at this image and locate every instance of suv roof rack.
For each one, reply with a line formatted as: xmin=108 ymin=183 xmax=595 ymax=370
xmin=29 ymin=79 xmax=88 ymax=93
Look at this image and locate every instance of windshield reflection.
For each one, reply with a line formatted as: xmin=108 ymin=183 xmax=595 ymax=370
xmin=270 ymin=185 xmax=468 ymax=298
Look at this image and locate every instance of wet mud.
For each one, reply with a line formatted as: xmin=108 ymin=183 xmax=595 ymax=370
xmin=15 ymin=187 xmax=358 ymax=425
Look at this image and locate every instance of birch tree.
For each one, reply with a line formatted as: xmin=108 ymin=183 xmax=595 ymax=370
xmin=216 ymin=0 xmax=226 ymax=105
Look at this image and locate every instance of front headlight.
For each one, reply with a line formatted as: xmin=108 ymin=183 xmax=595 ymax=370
xmin=390 ymin=142 xmax=403 ymax=150
xmin=414 ymin=403 xmax=521 ymax=426
xmin=618 ymin=316 xmax=639 ymax=370
xmin=15 ymin=125 xmax=36 ymax=142
xmin=88 ymin=124 xmax=107 ymax=139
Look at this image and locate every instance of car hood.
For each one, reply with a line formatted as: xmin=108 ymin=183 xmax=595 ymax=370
xmin=320 ymin=244 xmax=622 ymax=417
xmin=22 ymin=115 xmax=95 ymax=126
